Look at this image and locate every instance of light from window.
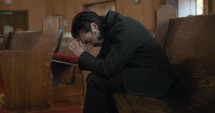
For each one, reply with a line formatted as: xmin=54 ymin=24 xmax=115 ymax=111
xmin=197 ymin=0 xmax=204 ymax=15
xmin=178 ymin=0 xmax=204 ymax=17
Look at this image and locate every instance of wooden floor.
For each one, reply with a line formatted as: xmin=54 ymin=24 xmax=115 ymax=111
xmin=52 ymin=65 xmax=84 ymax=107
xmin=49 ymin=63 xmax=85 ymax=111
xmin=0 ymin=62 xmax=85 ymax=113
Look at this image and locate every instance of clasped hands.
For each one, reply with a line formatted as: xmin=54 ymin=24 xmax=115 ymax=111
xmin=68 ymin=39 xmax=93 ymax=58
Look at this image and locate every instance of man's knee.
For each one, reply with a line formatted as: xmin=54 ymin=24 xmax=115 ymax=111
xmin=86 ymin=74 xmax=101 ymax=85
xmin=86 ymin=74 xmax=107 ymax=89
xmin=86 ymin=73 xmax=95 ymax=84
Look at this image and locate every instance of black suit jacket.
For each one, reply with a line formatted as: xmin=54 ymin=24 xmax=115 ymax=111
xmin=78 ymin=11 xmax=173 ymax=97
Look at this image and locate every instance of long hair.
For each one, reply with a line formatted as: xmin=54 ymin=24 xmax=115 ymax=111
xmin=71 ymin=11 xmax=105 ymax=39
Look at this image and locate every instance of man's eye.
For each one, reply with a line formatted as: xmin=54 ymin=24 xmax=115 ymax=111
xmin=82 ymin=40 xmax=89 ymax=44
xmin=86 ymin=40 xmax=91 ymax=44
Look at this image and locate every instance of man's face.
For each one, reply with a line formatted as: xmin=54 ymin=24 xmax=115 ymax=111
xmin=77 ymin=22 xmax=103 ymax=47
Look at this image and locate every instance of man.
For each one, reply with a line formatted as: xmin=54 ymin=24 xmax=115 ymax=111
xmin=69 ymin=10 xmax=173 ymax=113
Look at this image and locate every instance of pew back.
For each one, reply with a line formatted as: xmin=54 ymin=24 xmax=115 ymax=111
xmin=0 ymin=16 xmax=59 ymax=112
xmin=164 ymin=14 xmax=215 ymax=112
xmin=6 ymin=31 xmax=42 ymax=50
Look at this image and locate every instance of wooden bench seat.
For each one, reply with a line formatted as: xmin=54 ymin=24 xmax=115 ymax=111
xmin=114 ymin=92 xmax=192 ymax=113
xmin=113 ymin=5 xmax=215 ymax=113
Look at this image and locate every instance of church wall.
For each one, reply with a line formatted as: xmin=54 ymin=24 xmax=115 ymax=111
xmin=0 ymin=0 xmax=165 ymax=32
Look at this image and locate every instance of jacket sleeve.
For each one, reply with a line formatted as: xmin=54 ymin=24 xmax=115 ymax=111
xmin=78 ymin=25 xmax=141 ymax=77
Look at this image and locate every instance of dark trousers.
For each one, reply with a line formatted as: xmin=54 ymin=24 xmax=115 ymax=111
xmin=83 ymin=73 xmax=124 ymax=113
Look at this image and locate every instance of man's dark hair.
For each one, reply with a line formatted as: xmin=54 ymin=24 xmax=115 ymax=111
xmin=71 ymin=11 xmax=105 ymax=38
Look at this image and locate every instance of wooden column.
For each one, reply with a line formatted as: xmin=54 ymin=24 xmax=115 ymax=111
xmin=154 ymin=4 xmax=176 ymax=48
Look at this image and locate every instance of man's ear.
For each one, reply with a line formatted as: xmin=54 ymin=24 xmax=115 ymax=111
xmin=90 ymin=22 xmax=99 ymax=31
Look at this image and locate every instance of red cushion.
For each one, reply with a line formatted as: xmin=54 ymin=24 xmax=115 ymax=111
xmin=53 ymin=53 xmax=78 ymax=63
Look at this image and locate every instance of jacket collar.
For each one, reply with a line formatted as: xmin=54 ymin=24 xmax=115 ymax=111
xmin=105 ymin=10 xmax=118 ymax=28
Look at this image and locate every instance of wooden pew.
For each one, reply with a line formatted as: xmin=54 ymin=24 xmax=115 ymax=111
xmin=51 ymin=33 xmax=86 ymax=106
xmin=52 ymin=35 xmax=78 ymax=85
xmin=0 ymin=16 xmax=59 ymax=112
xmin=113 ymin=4 xmax=215 ymax=113
xmin=0 ymin=33 xmax=10 ymax=50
